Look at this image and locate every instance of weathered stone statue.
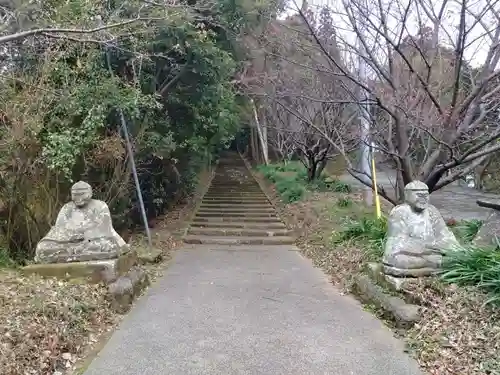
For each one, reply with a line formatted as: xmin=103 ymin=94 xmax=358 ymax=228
xmin=383 ymin=180 xmax=460 ymax=277
xmin=35 ymin=181 xmax=129 ymax=263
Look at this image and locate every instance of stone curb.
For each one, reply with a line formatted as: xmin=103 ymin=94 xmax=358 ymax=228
xmin=353 ymin=274 xmax=421 ymax=328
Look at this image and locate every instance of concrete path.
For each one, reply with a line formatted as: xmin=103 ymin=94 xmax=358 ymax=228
xmin=84 ymin=244 xmax=423 ymax=375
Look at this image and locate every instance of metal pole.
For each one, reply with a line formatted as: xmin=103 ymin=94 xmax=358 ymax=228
xmin=119 ymin=110 xmax=153 ymax=248
xmin=357 ymin=39 xmax=373 ymax=206
xmin=106 ymin=48 xmax=153 ymax=248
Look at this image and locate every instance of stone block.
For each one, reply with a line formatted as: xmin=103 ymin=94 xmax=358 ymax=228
xmin=22 ymin=250 xmax=138 ymax=284
xmin=366 ymin=262 xmax=412 ymax=292
xmin=354 ymin=274 xmax=421 ymax=328
xmin=107 ymin=267 xmax=150 ymax=314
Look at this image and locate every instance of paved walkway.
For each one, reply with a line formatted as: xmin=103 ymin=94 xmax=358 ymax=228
xmin=84 ymin=245 xmax=422 ymax=375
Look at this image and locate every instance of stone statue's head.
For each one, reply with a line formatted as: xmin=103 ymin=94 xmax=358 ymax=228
xmin=404 ymin=180 xmax=429 ymax=212
xmin=71 ymin=181 xmax=93 ymax=208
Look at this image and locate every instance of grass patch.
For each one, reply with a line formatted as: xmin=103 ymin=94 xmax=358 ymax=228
xmin=449 ymin=219 xmax=483 ymax=243
xmin=257 ymin=162 xmax=352 ymax=203
xmin=337 ymin=196 xmax=352 ymax=208
xmin=332 ymin=215 xmax=387 ymax=261
xmin=441 ymin=245 xmax=500 ymax=305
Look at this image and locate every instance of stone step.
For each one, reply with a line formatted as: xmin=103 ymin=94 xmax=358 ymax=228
xmin=208 ymin=181 xmax=258 ymax=183
xmin=209 ymin=180 xmax=256 ymax=184
xmin=206 ymin=192 xmax=264 ymax=196
xmin=192 ymin=216 xmax=283 ymax=223
xmin=183 ymin=235 xmax=295 ymax=245
xmin=204 ymin=192 xmax=267 ymax=196
xmin=207 ymin=188 xmax=262 ymax=192
xmin=203 ymin=197 xmax=267 ymax=200
xmin=209 ymin=181 xmax=257 ymax=184
xmin=196 ymin=211 xmax=276 ymax=219
xmin=187 ymin=227 xmax=292 ymax=237
xmin=202 ymin=196 xmax=269 ymax=201
xmin=197 ymin=206 xmax=274 ymax=213
xmin=210 ymin=187 xmax=258 ymax=189
xmin=199 ymin=203 xmax=272 ymax=208
xmin=190 ymin=221 xmax=287 ymax=229
xmin=201 ymin=201 xmax=270 ymax=206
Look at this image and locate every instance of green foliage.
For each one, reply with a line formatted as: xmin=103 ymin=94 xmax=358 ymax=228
xmin=332 ymin=216 xmax=387 ymax=259
xmin=257 ymin=163 xmax=306 ymax=202
xmin=451 ymin=219 xmax=484 ymax=243
xmin=330 ymin=180 xmax=352 ymax=193
xmin=257 ymin=162 xmax=352 ymax=202
xmin=337 ymin=196 xmax=352 ymax=208
xmin=275 ymin=177 xmax=306 ymax=203
xmin=441 ymin=246 xmax=500 ymax=305
xmin=0 ymin=248 xmax=16 ymax=269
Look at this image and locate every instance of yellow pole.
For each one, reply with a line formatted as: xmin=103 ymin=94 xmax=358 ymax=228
xmin=371 ymin=152 xmax=382 ymax=218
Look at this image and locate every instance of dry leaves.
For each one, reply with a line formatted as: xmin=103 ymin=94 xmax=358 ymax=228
xmin=0 ymin=272 xmax=117 ymax=375
xmin=406 ymin=280 xmax=500 ymax=375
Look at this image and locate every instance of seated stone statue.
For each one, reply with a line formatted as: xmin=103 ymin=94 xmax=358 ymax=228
xmin=382 ymin=180 xmax=460 ymax=277
xmin=35 ymin=181 xmax=129 ymax=263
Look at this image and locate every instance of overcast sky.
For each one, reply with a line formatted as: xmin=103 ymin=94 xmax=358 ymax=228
xmin=282 ymin=0 xmax=499 ymax=69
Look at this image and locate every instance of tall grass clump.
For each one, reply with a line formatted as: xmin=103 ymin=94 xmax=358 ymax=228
xmin=441 ymin=245 xmax=500 ymax=305
xmin=332 ymin=216 xmax=387 ymax=260
xmin=451 ymin=219 xmax=483 ymax=243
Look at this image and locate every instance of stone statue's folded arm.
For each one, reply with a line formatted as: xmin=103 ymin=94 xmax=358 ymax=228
xmin=428 ymin=206 xmax=460 ymax=251
xmin=82 ymin=203 xmax=114 ymax=240
xmin=384 ymin=209 xmax=430 ymax=256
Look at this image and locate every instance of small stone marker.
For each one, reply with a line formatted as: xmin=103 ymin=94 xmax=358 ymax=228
xmin=382 ymin=180 xmax=460 ymax=277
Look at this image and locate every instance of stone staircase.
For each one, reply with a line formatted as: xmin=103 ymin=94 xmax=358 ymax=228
xmin=184 ymin=153 xmax=295 ymax=245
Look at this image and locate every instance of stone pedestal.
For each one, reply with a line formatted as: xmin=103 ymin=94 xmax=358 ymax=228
xmin=107 ymin=267 xmax=150 ymax=314
xmin=367 ymin=263 xmax=413 ymax=291
xmin=351 ymin=263 xmax=422 ymax=327
xmin=22 ymin=250 xmax=138 ymax=283
xmin=23 ymin=250 xmax=150 ymax=313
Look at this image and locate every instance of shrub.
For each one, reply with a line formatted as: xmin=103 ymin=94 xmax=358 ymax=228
xmin=441 ymin=245 xmax=500 ymax=305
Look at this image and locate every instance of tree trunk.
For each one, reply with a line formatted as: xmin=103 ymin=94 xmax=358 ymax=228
xmin=307 ymin=158 xmax=317 ymax=181
xmin=316 ymin=159 xmax=327 ymax=179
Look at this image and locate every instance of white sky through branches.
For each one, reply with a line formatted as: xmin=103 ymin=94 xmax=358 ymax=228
xmin=282 ymin=0 xmax=499 ymax=69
